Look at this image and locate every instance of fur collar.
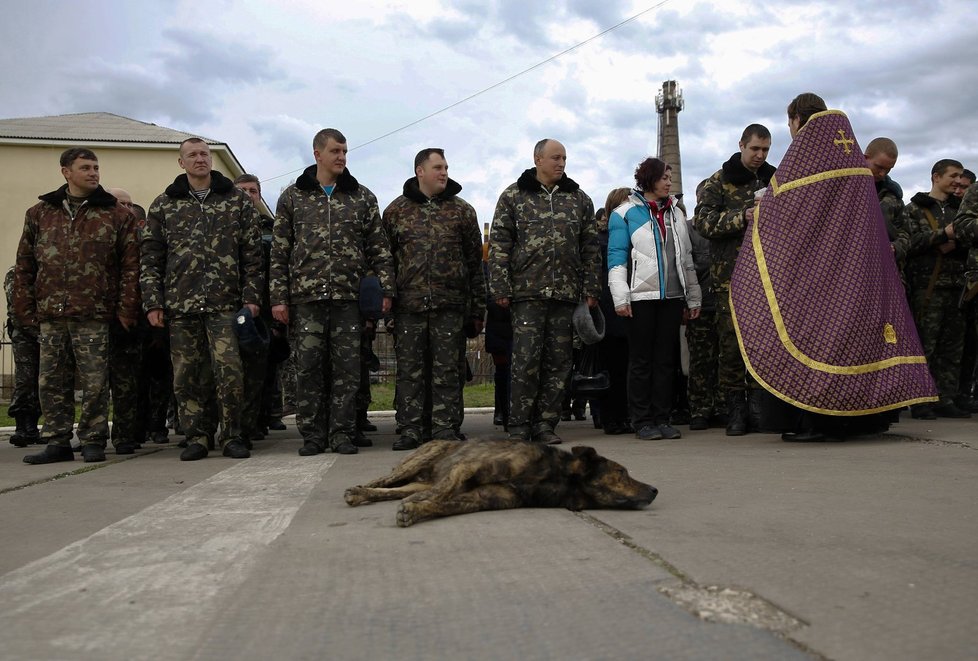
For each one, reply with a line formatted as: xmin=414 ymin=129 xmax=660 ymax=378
xmin=910 ymin=191 xmax=960 ymax=210
xmin=516 ymin=168 xmax=581 ymax=194
xmin=164 ymin=170 xmax=235 ymax=198
xmin=295 ymin=164 xmax=360 ymax=194
xmin=876 ymin=175 xmax=903 ymax=199
xmin=402 ymin=176 xmax=462 ymax=204
xmin=721 ymin=153 xmax=776 ymax=186
xmin=39 ymin=184 xmax=118 ymax=208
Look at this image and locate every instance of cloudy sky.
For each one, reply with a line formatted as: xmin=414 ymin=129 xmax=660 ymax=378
xmin=3 ymin=0 xmax=976 ymax=222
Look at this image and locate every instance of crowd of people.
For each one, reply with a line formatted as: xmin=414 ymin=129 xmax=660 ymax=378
xmin=6 ymin=91 xmax=978 ymax=464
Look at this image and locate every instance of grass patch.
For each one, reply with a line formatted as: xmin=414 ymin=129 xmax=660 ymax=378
xmin=367 ymin=381 xmax=495 ymax=411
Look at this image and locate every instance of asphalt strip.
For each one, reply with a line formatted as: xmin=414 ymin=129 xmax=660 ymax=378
xmin=0 ymin=454 xmax=335 ymax=660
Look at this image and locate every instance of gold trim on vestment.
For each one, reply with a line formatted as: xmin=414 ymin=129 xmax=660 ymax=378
xmin=747 ymin=182 xmax=928 ymax=375
xmin=731 ymin=294 xmax=938 ymax=415
xmin=770 ymin=168 xmax=874 ymax=196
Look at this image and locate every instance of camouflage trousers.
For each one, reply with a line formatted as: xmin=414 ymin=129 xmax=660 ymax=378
xmin=509 ymin=300 xmax=575 ymax=437
xmin=169 ymin=312 xmax=243 ymax=449
xmin=241 ymin=341 xmax=270 ymax=437
xmin=37 ymin=319 xmax=110 ymax=447
xmin=912 ymin=288 xmax=965 ymax=403
xmin=6 ymin=323 xmax=40 ymax=418
xmin=715 ymin=294 xmax=750 ymax=395
xmin=109 ymin=321 xmax=143 ymax=447
xmin=293 ymin=301 xmax=361 ymax=450
xmin=685 ymin=308 xmax=720 ymax=418
xmin=394 ymin=308 xmax=465 ymax=441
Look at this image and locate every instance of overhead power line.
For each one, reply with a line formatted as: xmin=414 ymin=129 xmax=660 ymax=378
xmin=262 ymin=0 xmax=673 ymax=184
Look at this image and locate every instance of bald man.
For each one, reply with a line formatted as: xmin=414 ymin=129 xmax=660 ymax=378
xmin=488 ymin=139 xmax=600 ymax=445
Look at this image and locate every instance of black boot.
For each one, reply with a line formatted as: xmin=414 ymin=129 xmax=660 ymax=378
xmin=725 ymin=392 xmax=748 ymax=436
xmin=10 ymin=415 xmax=30 ymax=447
xmin=782 ymin=410 xmax=827 ymax=442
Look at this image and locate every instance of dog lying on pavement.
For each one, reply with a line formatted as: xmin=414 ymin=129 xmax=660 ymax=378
xmin=344 ymin=440 xmax=658 ymax=527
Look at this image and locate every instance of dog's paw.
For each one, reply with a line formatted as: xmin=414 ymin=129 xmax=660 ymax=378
xmin=344 ymin=487 xmax=366 ymax=506
xmin=396 ymin=502 xmax=417 ymax=527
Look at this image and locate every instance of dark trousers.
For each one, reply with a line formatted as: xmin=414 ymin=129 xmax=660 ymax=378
xmin=625 ymin=299 xmax=683 ymax=428
xmin=596 ymin=336 xmax=629 ymax=425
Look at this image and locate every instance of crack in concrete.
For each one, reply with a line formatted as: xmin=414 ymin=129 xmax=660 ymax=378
xmin=576 ymin=510 xmax=829 ymax=660
xmin=0 ymin=448 xmax=166 ymax=496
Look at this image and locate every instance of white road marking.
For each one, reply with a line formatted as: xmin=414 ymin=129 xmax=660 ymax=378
xmin=0 ymin=455 xmax=335 ymax=660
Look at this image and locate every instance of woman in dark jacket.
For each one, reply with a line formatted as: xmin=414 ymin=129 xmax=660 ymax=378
xmin=595 ymin=188 xmax=633 ymax=434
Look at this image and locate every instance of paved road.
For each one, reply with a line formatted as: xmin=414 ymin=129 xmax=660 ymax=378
xmin=1 ymin=411 xmax=975 ymax=660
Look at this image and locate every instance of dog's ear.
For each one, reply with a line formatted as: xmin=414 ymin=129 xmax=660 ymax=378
xmin=568 ymin=446 xmax=600 ymax=478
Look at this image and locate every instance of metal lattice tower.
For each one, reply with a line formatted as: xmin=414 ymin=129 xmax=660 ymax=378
xmin=655 ymin=80 xmax=685 ymax=196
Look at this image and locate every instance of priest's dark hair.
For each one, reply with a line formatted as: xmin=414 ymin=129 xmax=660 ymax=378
xmin=786 ymin=93 xmax=827 ymax=128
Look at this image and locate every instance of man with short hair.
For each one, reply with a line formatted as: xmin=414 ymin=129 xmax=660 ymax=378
xmin=955 ymin=169 xmax=975 ymax=199
xmin=141 ymin=138 xmax=264 ymax=460
xmin=489 ymin=138 xmax=599 ymax=445
xmin=233 ymin=173 xmax=288 ymax=438
xmin=865 ymin=138 xmax=912 ymax=270
xmin=906 ymin=159 xmax=968 ymax=419
xmin=384 ymin=148 xmax=486 ymax=450
xmin=694 ymin=125 xmax=776 ymax=435
xmin=270 ymin=128 xmax=393 ymax=456
xmin=14 ymin=148 xmax=140 ymax=464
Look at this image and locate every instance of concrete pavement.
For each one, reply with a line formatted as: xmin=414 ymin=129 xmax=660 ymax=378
xmin=0 ymin=411 xmax=975 ymax=660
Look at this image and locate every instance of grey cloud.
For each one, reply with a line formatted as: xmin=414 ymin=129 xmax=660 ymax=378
xmin=58 ymin=29 xmax=286 ymax=126
xmin=249 ymin=117 xmax=314 ymax=165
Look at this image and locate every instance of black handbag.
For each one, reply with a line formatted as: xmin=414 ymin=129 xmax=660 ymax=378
xmin=570 ymin=345 xmax=610 ymax=396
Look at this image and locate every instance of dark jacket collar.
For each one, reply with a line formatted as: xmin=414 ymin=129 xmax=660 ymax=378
xmin=721 ymin=153 xmax=776 ymax=186
xmin=39 ymin=184 xmax=118 ymax=208
xmin=910 ymin=191 xmax=960 ymax=210
xmin=516 ymin=168 xmax=581 ymax=194
xmin=295 ymin=164 xmax=360 ymax=194
xmin=876 ymin=175 xmax=903 ymax=199
xmin=402 ymin=176 xmax=462 ymax=204
xmin=164 ymin=170 xmax=235 ymax=198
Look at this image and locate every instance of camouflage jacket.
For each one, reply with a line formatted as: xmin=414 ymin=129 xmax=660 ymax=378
xmin=953 ymin=182 xmax=978 ymax=244
xmin=488 ymin=168 xmax=599 ymax=304
xmin=877 ymin=176 xmax=911 ymax=265
xmin=383 ymin=177 xmax=486 ymax=317
xmin=905 ymin=192 xmax=965 ymax=290
xmin=693 ymin=154 xmax=776 ymax=291
xmin=270 ymin=165 xmax=393 ymax=306
xmin=141 ymin=170 xmax=264 ymax=317
xmin=13 ymin=184 xmax=139 ymax=327
xmin=956 ymin=184 xmax=978 ymax=301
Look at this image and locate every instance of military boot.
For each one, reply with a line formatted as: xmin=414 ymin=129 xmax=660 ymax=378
xmin=9 ymin=415 xmax=30 ymax=447
xmin=725 ymin=392 xmax=748 ymax=436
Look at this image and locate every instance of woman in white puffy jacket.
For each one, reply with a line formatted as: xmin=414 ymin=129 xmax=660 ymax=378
xmin=607 ymin=158 xmax=701 ymax=441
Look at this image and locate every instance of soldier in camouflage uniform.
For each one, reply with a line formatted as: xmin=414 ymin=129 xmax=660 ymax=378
xmin=270 ymin=128 xmax=393 ymax=456
xmin=864 ymin=138 xmax=912 ymax=279
xmin=489 ymin=139 xmax=600 ymax=444
xmin=906 ymin=159 xmax=968 ymax=419
xmin=953 ymin=171 xmax=978 ymax=410
xmin=14 ymin=148 xmax=140 ymax=464
xmin=233 ymin=174 xmax=281 ymax=441
xmin=141 ymin=138 xmax=264 ymax=461
xmin=686 ymin=179 xmax=719 ymax=430
xmin=102 ymin=189 xmax=148 ymax=454
xmin=693 ymin=125 xmax=776 ymax=436
xmin=383 ymin=148 xmax=486 ymax=451
xmin=5 ymin=266 xmax=41 ymax=446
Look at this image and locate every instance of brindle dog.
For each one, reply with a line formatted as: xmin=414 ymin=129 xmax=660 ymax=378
xmin=344 ymin=440 xmax=658 ymax=527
